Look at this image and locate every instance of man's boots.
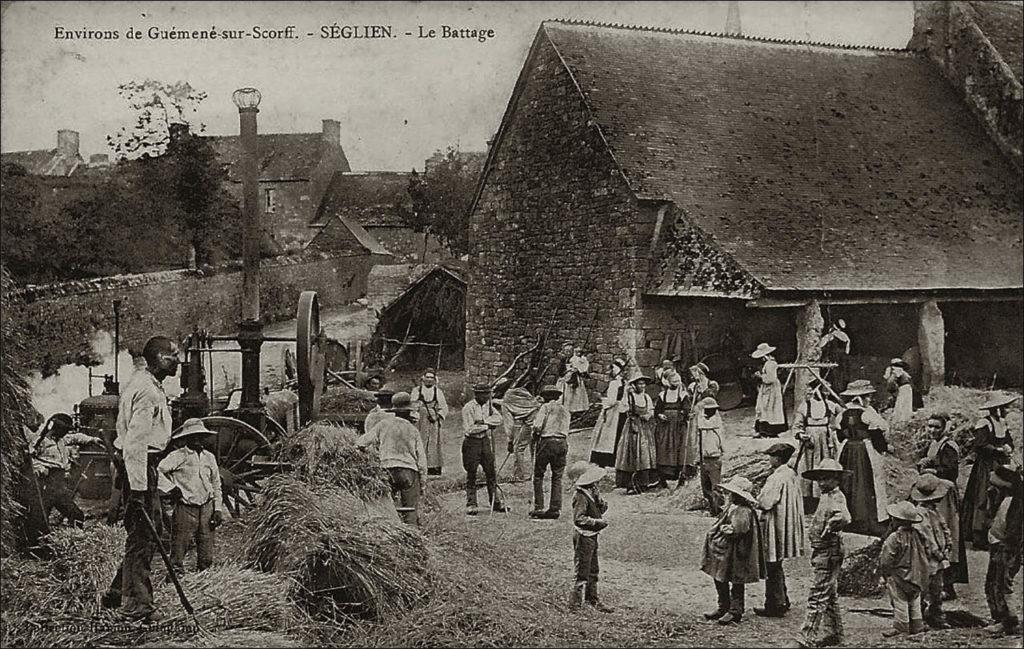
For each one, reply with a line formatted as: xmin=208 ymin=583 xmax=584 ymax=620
xmin=569 ymin=581 xmax=586 ymax=610
xmin=585 ymin=582 xmax=614 ymax=613
xmin=704 ymin=581 xmax=730 ymax=620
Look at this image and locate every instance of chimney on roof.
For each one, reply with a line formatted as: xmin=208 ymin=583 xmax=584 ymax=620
xmin=322 ymin=119 xmax=341 ymax=146
xmin=725 ymin=0 xmax=742 ymax=35
xmin=57 ymin=129 xmax=80 ymax=158
xmin=89 ymin=153 xmax=110 ymax=168
xmin=168 ymin=122 xmax=190 ymax=143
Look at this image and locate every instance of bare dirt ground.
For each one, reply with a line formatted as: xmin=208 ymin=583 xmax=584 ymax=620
xmin=407 ymin=386 xmax=1024 ymax=649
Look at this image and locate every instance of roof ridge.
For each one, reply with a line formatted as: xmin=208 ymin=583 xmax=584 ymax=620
xmin=544 ymin=18 xmax=907 ymax=53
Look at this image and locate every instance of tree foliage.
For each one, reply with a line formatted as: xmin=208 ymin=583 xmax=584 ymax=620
xmin=107 ymin=80 xmax=207 ymax=159
xmin=396 ymin=146 xmax=481 ymax=256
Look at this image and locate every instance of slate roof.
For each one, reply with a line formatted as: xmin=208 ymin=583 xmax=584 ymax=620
xmin=313 ymin=171 xmax=411 ymax=227
xmin=1 ymin=149 xmax=83 ymax=176
xmin=306 ymin=213 xmax=392 ymax=256
xmin=208 ymin=133 xmax=348 ymax=182
xmin=965 ymin=1 xmax=1023 ymax=81
xmin=539 ymin=21 xmax=1023 ymax=293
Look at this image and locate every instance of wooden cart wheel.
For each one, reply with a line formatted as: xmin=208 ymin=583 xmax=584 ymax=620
xmin=201 ymin=415 xmax=273 ymax=516
xmin=297 ymin=291 xmax=326 ymax=427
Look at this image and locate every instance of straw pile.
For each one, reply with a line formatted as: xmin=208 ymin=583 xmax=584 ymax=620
xmin=666 ymin=452 xmax=773 ymax=511
xmin=274 ymin=422 xmax=390 ymax=499
xmin=240 ymin=474 xmax=429 ymax=628
xmin=887 ymin=386 xmax=1022 ymax=463
xmin=838 ymin=539 xmax=884 ymax=596
xmin=319 ymin=387 xmax=378 ymax=414
xmin=1 ymin=264 xmax=33 ymax=557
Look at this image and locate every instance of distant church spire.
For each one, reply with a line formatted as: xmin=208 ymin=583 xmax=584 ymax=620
xmin=725 ymin=0 xmax=742 ymax=35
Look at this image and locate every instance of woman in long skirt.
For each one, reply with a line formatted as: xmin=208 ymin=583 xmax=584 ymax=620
xmin=961 ymin=394 xmax=1017 ymax=549
xmin=615 ymin=374 xmax=658 ymax=494
xmin=410 ymin=369 xmax=449 ymax=475
xmin=836 ymin=383 xmax=889 ymax=537
xmin=684 ymin=363 xmax=719 ymax=481
xmin=654 ymin=370 xmax=688 ymax=488
xmin=884 ymin=359 xmax=916 ymax=425
xmin=590 ymin=357 xmax=627 ymax=467
xmin=752 ymin=343 xmax=787 ymax=438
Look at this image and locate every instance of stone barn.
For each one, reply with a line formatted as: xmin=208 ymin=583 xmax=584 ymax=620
xmin=466 ymin=8 xmax=1023 ymax=406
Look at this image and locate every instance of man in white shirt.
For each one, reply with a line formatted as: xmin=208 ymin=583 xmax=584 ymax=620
xmin=529 ymin=385 xmax=571 ymax=520
xmin=157 ymin=419 xmax=224 ymax=574
xmin=357 ymin=392 xmax=429 ymax=525
xmin=26 ymin=413 xmax=102 ymax=534
xmin=461 ymin=383 xmax=510 ymax=515
xmin=102 ymin=336 xmax=179 ymax=623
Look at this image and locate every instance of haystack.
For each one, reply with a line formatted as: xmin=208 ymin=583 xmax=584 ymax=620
xmin=887 ymin=386 xmax=1022 ymax=463
xmin=666 ymin=452 xmax=773 ymax=511
xmin=241 ymin=475 xmax=429 ymax=626
xmin=319 ymin=386 xmax=378 ymax=415
xmin=275 ymin=422 xmax=390 ymax=498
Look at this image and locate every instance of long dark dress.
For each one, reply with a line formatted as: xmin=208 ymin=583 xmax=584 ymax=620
xmin=961 ymin=416 xmax=1013 ymax=549
xmin=614 ymin=392 xmax=658 ymax=492
xmin=837 ymin=409 xmax=889 ymax=537
xmin=654 ymin=387 xmax=687 ymax=480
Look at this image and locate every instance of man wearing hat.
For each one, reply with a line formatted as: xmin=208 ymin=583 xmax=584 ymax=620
xmin=697 ymin=397 xmax=726 ymax=516
xmin=837 ymin=381 xmax=890 ymax=537
xmin=589 ymin=357 xmax=627 ymax=468
xmin=701 ymin=476 xmax=766 ymax=625
xmin=357 ymin=392 xmax=429 ymax=526
xmin=962 ymin=393 xmax=1017 ymax=550
xmin=25 ymin=412 xmax=103 ymax=539
xmin=752 ymin=343 xmax=787 ymax=438
xmin=410 ymin=370 xmax=449 ymax=477
xmin=755 ymin=443 xmax=805 ymax=618
xmin=156 ymin=418 xmax=224 ymax=575
xmin=364 ymin=389 xmax=396 ymax=441
xmin=568 ymin=461 xmax=613 ymax=612
xmin=910 ymin=473 xmax=953 ymax=629
xmin=983 ymin=464 xmax=1022 ymax=636
xmin=614 ymin=373 xmax=658 ymax=494
xmin=103 ymin=335 xmax=180 ymax=622
xmin=684 ymin=362 xmax=719 ymax=481
xmin=793 ymin=376 xmax=842 ymax=513
xmin=461 ymin=383 xmax=509 ymax=515
xmin=878 ymin=501 xmax=931 ymax=637
xmin=530 ymin=384 xmax=571 ymax=519
xmin=798 ymin=459 xmax=851 ymax=648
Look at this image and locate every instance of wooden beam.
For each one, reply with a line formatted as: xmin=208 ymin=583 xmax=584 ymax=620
xmin=747 ymin=293 xmax=1023 ymax=308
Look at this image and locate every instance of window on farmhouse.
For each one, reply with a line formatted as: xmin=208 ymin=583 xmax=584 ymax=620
xmin=264 ymin=188 xmax=277 ymax=213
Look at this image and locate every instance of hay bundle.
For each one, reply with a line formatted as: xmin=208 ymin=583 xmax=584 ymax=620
xmin=838 ymin=539 xmax=883 ymax=596
xmin=275 ymin=422 xmax=390 ymax=498
xmin=46 ymin=524 xmax=125 ymax=609
xmin=666 ymin=452 xmax=773 ymax=511
xmin=241 ymin=475 xmax=429 ymax=625
xmin=319 ymin=387 xmax=378 ymax=414
xmin=887 ymin=386 xmax=1022 ymax=463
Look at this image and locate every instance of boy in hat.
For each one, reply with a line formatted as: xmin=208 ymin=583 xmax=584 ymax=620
xmin=697 ymin=397 xmax=725 ymax=516
xmin=756 ymin=442 xmax=805 ymax=618
xmin=752 ymin=343 xmax=786 ymax=438
xmin=799 ymin=459 xmax=851 ymax=648
xmin=357 ymin=392 xmax=428 ymax=526
xmin=157 ymin=418 xmax=224 ymax=575
xmin=568 ymin=460 xmax=613 ymax=612
xmin=461 ymin=383 xmax=509 ymax=515
xmin=701 ymin=476 xmax=766 ymax=625
xmin=909 ymin=473 xmax=952 ymax=629
xmin=410 ymin=370 xmax=449 ymax=476
xmin=530 ymin=385 xmax=571 ymax=519
xmin=878 ymin=501 xmax=931 ymax=637
xmin=983 ymin=464 xmax=1022 ymax=636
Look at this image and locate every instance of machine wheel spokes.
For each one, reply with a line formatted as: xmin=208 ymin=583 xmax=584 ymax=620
xmin=201 ymin=416 xmax=273 ymax=515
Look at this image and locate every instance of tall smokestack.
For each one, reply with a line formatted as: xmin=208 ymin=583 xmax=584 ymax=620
xmin=322 ymin=119 xmax=340 ymax=146
xmin=725 ymin=0 xmax=742 ymax=35
xmin=57 ymin=129 xmax=80 ymax=158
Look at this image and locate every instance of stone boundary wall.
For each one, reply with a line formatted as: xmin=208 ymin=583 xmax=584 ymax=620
xmin=7 ymin=251 xmax=386 ymax=373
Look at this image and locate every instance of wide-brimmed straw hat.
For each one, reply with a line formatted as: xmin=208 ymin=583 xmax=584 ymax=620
xmin=765 ymin=442 xmax=797 ymax=461
xmin=840 ymin=379 xmax=876 ymax=397
xmin=981 ymin=394 xmax=1018 ymax=411
xmin=540 ymin=384 xmax=563 ymax=398
xmin=910 ymin=473 xmax=949 ymax=502
xmin=171 ymin=418 xmax=215 ymax=441
xmin=575 ymin=464 xmax=606 ymax=486
xmin=699 ymin=397 xmax=720 ymax=411
xmin=887 ymin=501 xmax=923 ymax=523
xmin=751 ymin=343 xmax=776 ymax=359
xmin=628 ymin=373 xmax=651 ymax=385
xmin=717 ymin=476 xmax=756 ymax=505
xmin=802 ymin=458 xmax=850 ymax=481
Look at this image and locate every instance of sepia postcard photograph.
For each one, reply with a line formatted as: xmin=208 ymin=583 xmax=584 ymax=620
xmin=0 ymin=1 xmax=1021 ymax=647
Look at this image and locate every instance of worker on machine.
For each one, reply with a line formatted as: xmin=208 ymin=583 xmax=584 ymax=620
xmin=25 ymin=413 xmax=103 ymax=542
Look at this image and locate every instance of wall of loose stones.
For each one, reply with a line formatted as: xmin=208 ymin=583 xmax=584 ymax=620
xmin=466 ymin=36 xmax=649 ymax=393
xmin=8 ymin=252 xmax=384 ymax=374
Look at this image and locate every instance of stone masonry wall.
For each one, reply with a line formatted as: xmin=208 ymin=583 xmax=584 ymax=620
xmin=8 ymin=252 xmax=383 ymax=374
xmin=467 ymin=35 xmax=652 ymax=390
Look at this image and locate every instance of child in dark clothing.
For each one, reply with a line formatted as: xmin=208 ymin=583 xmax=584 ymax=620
xmin=568 ymin=460 xmax=613 ymax=613
xmin=984 ymin=464 xmax=1022 ymax=637
xmin=878 ymin=501 xmax=930 ymax=636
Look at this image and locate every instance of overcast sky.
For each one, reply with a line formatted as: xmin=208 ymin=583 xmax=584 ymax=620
xmin=1 ymin=1 xmax=915 ymax=171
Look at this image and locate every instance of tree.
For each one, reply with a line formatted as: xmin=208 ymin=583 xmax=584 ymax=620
xmin=107 ymin=80 xmax=207 ymax=160
xmin=396 ymin=146 xmax=482 ymax=257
